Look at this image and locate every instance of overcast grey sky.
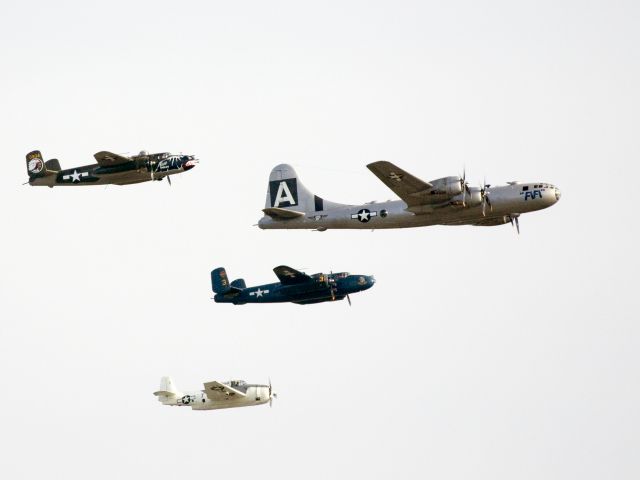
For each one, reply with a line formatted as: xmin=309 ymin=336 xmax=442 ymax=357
xmin=1 ymin=1 xmax=639 ymax=478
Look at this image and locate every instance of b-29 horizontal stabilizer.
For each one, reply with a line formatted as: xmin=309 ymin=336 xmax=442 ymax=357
xmin=262 ymin=207 xmax=305 ymax=219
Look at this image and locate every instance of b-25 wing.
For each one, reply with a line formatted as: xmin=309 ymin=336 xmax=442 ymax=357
xmin=273 ymin=265 xmax=313 ymax=285
xmin=94 ymin=151 xmax=132 ymax=166
xmin=203 ymin=381 xmax=247 ymax=398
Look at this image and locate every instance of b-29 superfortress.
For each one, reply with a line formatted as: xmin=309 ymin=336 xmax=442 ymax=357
xmin=259 ymin=162 xmax=560 ymax=233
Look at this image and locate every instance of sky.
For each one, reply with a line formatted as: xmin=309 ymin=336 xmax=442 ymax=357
xmin=1 ymin=1 xmax=639 ymax=478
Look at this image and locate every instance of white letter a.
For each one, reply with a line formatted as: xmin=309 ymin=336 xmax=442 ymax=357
xmin=274 ymin=181 xmax=296 ymax=207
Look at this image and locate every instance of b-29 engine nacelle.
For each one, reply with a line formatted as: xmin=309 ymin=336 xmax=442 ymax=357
xmin=429 ymin=176 xmax=463 ymax=196
xmin=450 ymin=187 xmax=482 ymax=207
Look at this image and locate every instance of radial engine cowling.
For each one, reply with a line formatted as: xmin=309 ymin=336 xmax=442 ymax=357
xmin=430 ymin=176 xmax=463 ymax=196
xmin=451 ymin=187 xmax=482 ymax=207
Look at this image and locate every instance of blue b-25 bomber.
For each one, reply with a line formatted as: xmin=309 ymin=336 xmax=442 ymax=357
xmin=211 ymin=266 xmax=375 ymax=305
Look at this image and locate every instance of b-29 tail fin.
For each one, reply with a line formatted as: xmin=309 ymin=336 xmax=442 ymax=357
xmin=262 ymin=164 xmax=346 ymax=219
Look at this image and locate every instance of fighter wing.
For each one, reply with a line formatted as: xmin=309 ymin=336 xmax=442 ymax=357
xmin=93 ymin=151 xmax=132 ymax=166
xmin=366 ymin=161 xmax=434 ymax=207
xmin=273 ymin=265 xmax=313 ymax=285
xmin=203 ymin=381 xmax=247 ymax=399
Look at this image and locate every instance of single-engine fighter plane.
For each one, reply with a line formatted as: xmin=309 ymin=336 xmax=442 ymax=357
xmin=154 ymin=376 xmax=276 ymax=410
xmin=25 ymin=149 xmax=197 ymax=187
xmin=258 ymin=162 xmax=561 ymax=233
xmin=211 ymin=266 xmax=375 ymax=305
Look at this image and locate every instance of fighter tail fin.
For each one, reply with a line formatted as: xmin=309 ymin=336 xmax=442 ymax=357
xmin=153 ymin=376 xmax=182 ymax=404
xmin=25 ymin=151 xmax=60 ymax=179
xmin=263 ymin=164 xmax=346 ymax=216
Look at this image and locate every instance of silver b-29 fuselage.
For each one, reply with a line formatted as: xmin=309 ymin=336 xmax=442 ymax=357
xmin=258 ymin=163 xmax=560 ymax=231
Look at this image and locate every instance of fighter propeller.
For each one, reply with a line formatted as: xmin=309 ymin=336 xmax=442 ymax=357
xmin=269 ymin=378 xmax=277 ymax=408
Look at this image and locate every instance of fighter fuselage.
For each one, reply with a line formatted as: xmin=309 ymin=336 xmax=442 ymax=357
xmin=168 ymin=385 xmax=272 ymax=410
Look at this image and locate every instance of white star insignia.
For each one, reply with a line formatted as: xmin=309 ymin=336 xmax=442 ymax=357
xmin=63 ymin=170 xmax=89 ymax=183
xmin=351 ymin=209 xmax=377 ymax=222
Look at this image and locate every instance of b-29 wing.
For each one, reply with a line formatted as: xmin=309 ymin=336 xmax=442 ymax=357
xmin=366 ymin=161 xmax=435 ymax=207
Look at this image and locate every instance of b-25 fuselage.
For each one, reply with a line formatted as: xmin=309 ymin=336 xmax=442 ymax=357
xmin=211 ymin=266 xmax=375 ymax=305
xmin=25 ymin=149 xmax=197 ymax=187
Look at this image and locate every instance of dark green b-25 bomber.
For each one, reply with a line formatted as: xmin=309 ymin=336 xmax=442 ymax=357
xmin=25 ymin=149 xmax=197 ymax=187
